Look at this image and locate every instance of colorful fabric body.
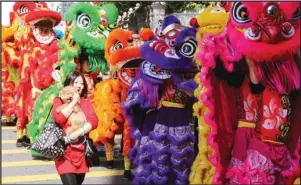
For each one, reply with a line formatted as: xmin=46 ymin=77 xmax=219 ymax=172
xmin=27 ymin=2 xmax=118 ymax=157
xmin=193 ymin=2 xmax=300 ymax=184
xmin=189 ymin=5 xmax=230 ymax=184
xmin=1 ymin=2 xmax=61 ymax=140
xmin=123 ymin=15 xmax=198 ymax=184
xmin=89 ymin=28 xmax=155 ymax=172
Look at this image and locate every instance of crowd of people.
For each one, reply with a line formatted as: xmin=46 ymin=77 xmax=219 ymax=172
xmin=1 ymin=1 xmax=300 ymax=185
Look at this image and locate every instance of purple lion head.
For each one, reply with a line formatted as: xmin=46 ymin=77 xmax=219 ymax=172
xmin=140 ymin=15 xmax=197 ymax=78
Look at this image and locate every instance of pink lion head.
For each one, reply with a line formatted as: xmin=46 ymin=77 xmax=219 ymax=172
xmin=227 ymin=2 xmax=300 ymax=62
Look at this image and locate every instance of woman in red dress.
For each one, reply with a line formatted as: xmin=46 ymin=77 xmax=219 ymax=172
xmin=52 ymin=71 xmax=98 ymax=185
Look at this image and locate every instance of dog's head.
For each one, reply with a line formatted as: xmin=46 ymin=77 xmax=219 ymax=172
xmin=59 ymin=86 xmax=78 ymax=103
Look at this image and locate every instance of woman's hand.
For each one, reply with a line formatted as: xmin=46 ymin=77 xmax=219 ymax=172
xmin=68 ymin=132 xmax=80 ymax=141
xmin=60 ymin=92 xmax=80 ymax=118
xmin=246 ymin=57 xmax=255 ymax=69
xmin=66 ymin=122 xmax=93 ymax=142
xmin=71 ymin=93 xmax=80 ymax=105
xmin=246 ymin=57 xmax=260 ymax=84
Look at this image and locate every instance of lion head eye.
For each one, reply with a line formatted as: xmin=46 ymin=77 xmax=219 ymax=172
xmin=232 ymin=2 xmax=251 ymax=24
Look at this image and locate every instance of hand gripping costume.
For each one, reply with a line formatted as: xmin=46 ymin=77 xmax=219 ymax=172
xmin=123 ymin=15 xmax=198 ymax=184
xmin=27 ymin=2 xmax=117 ymax=157
xmin=89 ymin=28 xmax=155 ymax=175
xmin=192 ymin=2 xmax=300 ymax=184
xmin=2 ymin=2 xmax=61 ymax=145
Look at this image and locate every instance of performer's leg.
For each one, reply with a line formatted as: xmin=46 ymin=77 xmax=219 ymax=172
xmin=22 ymin=127 xmax=30 ymax=147
xmin=16 ymin=126 xmax=23 ymax=147
xmin=123 ymin=156 xmax=133 ymax=179
xmin=104 ymin=138 xmax=115 ymax=169
xmin=16 ymin=115 xmax=28 ymax=147
xmin=22 ymin=99 xmax=34 ymax=147
xmin=122 ymin=120 xmax=133 ymax=180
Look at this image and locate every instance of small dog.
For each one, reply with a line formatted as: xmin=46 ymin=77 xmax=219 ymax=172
xmin=57 ymin=86 xmax=86 ymax=136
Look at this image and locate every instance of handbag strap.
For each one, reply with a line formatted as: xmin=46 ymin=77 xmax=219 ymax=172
xmin=70 ymin=136 xmax=87 ymax=148
xmin=44 ymin=105 xmax=54 ymax=127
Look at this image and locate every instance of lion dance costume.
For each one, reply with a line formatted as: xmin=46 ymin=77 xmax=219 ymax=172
xmin=2 ymin=15 xmax=19 ymax=124
xmin=190 ymin=2 xmax=300 ymax=184
xmin=189 ymin=4 xmax=230 ymax=184
xmin=2 ymin=2 xmax=61 ymax=147
xmin=27 ymin=2 xmax=118 ymax=157
xmin=89 ymin=28 xmax=155 ymax=178
xmin=123 ymin=15 xmax=198 ymax=184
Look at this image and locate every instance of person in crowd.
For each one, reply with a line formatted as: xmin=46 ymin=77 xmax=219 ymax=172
xmin=52 ymin=71 xmax=98 ymax=185
xmin=78 ymin=53 xmax=98 ymax=100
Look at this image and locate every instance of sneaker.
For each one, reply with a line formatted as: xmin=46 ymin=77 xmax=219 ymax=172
xmin=16 ymin=138 xmax=23 ymax=147
xmin=123 ymin=170 xmax=133 ymax=180
xmin=22 ymin=135 xmax=31 ymax=147
xmin=105 ymin=160 xmax=114 ymax=169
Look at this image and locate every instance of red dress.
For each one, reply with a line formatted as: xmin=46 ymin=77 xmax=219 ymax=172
xmin=52 ymin=97 xmax=98 ymax=175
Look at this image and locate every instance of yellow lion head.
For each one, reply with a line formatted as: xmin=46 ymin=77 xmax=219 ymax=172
xmin=196 ymin=5 xmax=229 ymax=41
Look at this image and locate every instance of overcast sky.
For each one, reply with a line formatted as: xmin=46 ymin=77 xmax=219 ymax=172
xmin=2 ymin=2 xmax=14 ymax=26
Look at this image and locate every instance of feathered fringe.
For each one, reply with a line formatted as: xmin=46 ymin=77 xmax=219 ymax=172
xmin=148 ymin=123 xmax=195 ymax=184
xmin=89 ymin=79 xmax=124 ymax=144
xmin=192 ymin=30 xmax=242 ymax=184
xmin=253 ymin=56 xmax=300 ymax=94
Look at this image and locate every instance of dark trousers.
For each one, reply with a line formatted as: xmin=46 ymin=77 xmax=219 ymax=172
xmin=60 ymin=173 xmax=86 ymax=185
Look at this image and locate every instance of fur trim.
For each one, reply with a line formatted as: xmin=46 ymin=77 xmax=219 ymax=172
xmin=139 ymin=28 xmax=155 ymax=41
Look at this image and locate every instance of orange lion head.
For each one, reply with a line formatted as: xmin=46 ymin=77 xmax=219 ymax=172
xmin=105 ymin=28 xmax=155 ymax=87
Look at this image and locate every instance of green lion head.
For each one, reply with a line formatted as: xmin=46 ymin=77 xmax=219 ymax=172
xmin=63 ymin=2 xmax=119 ymax=72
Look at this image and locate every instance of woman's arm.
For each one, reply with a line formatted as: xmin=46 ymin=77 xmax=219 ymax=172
xmin=246 ymin=57 xmax=260 ymax=84
xmin=60 ymin=93 xmax=80 ymax=118
xmin=246 ymin=57 xmax=265 ymax=94
xmin=52 ymin=98 xmax=68 ymax=126
xmin=67 ymin=99 xmax=98 ymax=141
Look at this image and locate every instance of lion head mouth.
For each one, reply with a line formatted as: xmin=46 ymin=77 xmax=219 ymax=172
xmin=141 ymin=60 xmax=171 ymax=80
xmin=32 ymin=19 xmax=55 ymax=44
xmin=117 ymin=58 xmax=143 ymax=86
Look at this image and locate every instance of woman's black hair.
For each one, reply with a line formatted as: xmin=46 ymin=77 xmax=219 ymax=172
xmin=64 ymin=71 xmax=88 ymax=98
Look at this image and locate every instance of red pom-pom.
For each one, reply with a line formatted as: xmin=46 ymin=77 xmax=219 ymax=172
xmin=189 ymin=17 xmax=199 ymax=28
xmin=139 ymin=28 xmax=155 ymax=41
